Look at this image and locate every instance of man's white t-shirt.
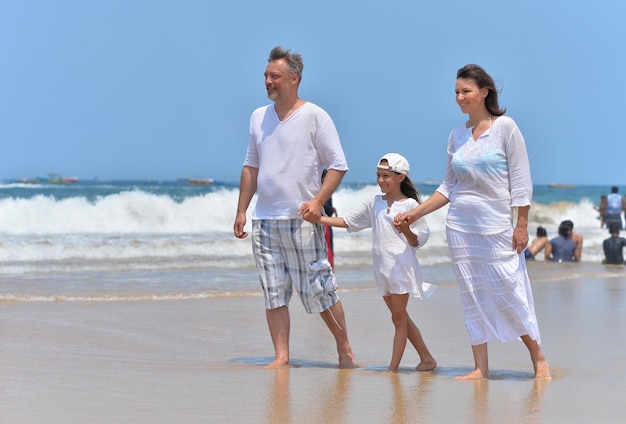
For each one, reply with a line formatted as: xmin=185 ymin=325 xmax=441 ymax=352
xmin=244 ymin=102 xmax=348 ymax=219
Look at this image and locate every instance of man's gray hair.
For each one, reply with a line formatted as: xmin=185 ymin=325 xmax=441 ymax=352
xmin=268 ymin=46 xmax=303 ymax=84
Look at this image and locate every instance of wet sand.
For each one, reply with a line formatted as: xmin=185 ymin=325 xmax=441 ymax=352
xmin=2 ymin=274 xmax=626 ymax=423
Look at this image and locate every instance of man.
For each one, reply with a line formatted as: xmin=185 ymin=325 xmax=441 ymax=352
xmin=604 ymin=186 xmax=626 ymax=230
xmin=565 ymin=220 xmax=584 ymax=262
xmin=234 ymin=46 xmax=355 ymax=368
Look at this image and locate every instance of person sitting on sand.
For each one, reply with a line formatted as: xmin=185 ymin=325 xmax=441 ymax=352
xmin=524 ymin=226 xmax=548 ymax=260
xmin=566 ymin=220 xmax=583 ymax=261
xmin=545 ymin=220 xmax=580 ymax=262
xmin=603 ymin=222 xmax=626 ymax=265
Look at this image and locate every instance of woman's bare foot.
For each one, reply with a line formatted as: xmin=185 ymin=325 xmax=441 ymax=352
xmin=416 ymin=358 xmax=437 ymax=371
xmin=456 ymin=369 xmax=488 ymax=380
xmin=534 ymin=358 xmax=552 ymax=380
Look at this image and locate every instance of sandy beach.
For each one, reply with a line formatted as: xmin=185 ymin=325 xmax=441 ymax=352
xmin=2 ymin=264 xmax=626 ymax=423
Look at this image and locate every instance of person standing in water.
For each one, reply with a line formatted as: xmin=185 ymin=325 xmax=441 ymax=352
xmin=234 ymin=46 xmax=355 ymax=368
xmin=395 ymin=64 xmax=550 ymax=380
xmin=603 ymin=186 xmax=625 ymax=230
xmin=319 ymin=153 xmax=437 ymax=372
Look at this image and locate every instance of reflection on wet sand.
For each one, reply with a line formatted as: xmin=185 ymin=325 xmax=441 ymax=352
xmin=468 ymin=375 xmax=549 ymax=424
xmin=265 ymin=366 xmax=353 ymax=424
xmin=266 ymin=368 xmax=291 ymax=424
xmin=388 ymin=370 xmax=436 ymax=422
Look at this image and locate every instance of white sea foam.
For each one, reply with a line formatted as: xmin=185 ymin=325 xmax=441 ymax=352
xmin=0 ymin=185 xmax=615 ymax=276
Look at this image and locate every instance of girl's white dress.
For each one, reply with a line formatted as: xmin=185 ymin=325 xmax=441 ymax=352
xmin=437 ymin=116 xmax=542 ymax=345
xmin=343 ymin=195 xmax=435 ymax=298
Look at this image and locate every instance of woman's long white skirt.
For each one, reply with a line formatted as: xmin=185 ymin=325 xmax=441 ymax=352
xmin=446 ymin=227 xmax=542 ymax=345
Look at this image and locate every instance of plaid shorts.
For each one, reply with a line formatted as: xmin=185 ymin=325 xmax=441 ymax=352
xmin=251 ymin=219 xmax=339 ymax=313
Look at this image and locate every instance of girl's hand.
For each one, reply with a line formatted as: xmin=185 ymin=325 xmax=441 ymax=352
xmin=395 ymin=217 xmax=409 ymax=232
xmin=393 ymin=210 xmax=416 ymax=230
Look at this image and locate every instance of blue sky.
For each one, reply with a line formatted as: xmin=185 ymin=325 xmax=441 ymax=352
xmin=2 ymin=0 xmax=624 ymax=185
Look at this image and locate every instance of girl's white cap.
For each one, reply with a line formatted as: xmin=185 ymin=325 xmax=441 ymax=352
xmin=377 ymin=153 xmax=410 ymax=175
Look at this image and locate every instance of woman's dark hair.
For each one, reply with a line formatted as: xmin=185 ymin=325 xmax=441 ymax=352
xmin=537 ymin=226 xmax=547 ymax=237
xmin=457 ymin=64 xmax=506 ymax=116
xmin=558 ymin=220 xmax=573 ymax=238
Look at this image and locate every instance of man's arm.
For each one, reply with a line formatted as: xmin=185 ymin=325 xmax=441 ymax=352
xmin=233 ymin=166 xmax=258 ymax=239
xmin=299 ymin=169 xmax=346 ymax=223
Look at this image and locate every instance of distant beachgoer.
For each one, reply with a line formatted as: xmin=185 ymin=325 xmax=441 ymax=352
xmin=566 ymin=220 xmax=584 ymax=261
xmin=597 ymin=194 xmax=608 ymax=228
xmin=394 ymin=64 xmax=550 ymax=380
xmin=604 ymin=186 xmax=626 ymax=230
xmin=322 ymin=169 xmax=337 ymax=268
xmin=545 ymin=220 xmax=581 ymax=262
xmin=318 ymin=153 xmax=437 ymax=372
xmin=603 ymin=222 xmax=626 ymax=265
xmin=524 ymin=226 xmax=549 ymax=260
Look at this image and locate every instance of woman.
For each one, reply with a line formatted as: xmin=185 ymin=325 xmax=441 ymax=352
xmin=395 ymin=64 xmax=550 ymax=380
xmin=545 ymin=220 xmax=579 ymax=262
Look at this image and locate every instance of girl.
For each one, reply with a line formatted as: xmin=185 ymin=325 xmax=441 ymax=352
xmin=319 ymin=153 xmax=437 ymax=372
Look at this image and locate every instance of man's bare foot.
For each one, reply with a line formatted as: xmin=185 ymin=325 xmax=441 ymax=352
xmin=534 ymin=358 xmax=552 ymax=380
xmin=416 ymin=358 xmax=437 ymax=371
xmin=456 ymin=369 xmax=488 ymax=380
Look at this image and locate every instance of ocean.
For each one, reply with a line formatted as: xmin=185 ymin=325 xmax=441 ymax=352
xmin=0 ymin=180 xmax=622 ymax=301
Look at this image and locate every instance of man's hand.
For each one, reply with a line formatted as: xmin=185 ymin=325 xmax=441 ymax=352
xmin=299 ymin=199 xmax=323 ymax=223
xmin=234 ymin=212 xmax=248 ymax=239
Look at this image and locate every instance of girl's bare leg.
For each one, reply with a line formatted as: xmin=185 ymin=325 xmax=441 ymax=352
xmin=383 ymin=294 xmax=409 ymax=371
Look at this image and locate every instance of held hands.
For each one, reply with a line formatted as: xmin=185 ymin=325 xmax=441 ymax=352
xmin=298 ymin=199 xmax=323 ymax=223
xmin=393 ymin=210 xmax=417 ymax=231
xmin=394 ymin=215 xmax=412 ymax=234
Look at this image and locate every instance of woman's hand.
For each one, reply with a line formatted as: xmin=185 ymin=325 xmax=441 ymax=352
xmin=512 ymin=225 xmax=529 ymax=254
xmin=393 ymin=209 xmax=418 ymax=231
